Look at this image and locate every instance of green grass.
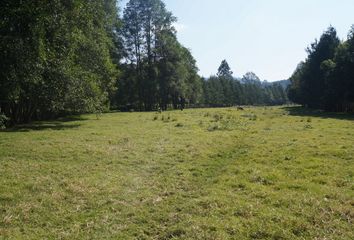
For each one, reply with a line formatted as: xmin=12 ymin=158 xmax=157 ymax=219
xmin=0 ymin=106 xmax=353 ymax=239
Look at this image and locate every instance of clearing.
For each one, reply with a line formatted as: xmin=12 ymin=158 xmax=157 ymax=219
xmin=0 ymin=107 xmax=353 ymax=239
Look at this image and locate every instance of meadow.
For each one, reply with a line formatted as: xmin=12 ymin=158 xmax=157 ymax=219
xmin=0 ymin=106 xmax=353 ymax=239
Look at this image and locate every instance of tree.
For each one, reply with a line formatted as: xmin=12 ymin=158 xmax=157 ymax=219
xmin=121 ymin=0 xmax=177 ymax=110
xmin=241 ymin=72 xmax=261 ymax=85
xmin=217 ymin=60 xmax=233 ymax=78
xmin=288 ymin=62 xmax=307 ymax=105
xmin=119 ymin=0 xmax=202 ymax=111
xmin=288 ymin=26 xmax=339 ymax=109
xmin=323 ymin=25 xmax=354 ymax=111
xmin=0 ymin=0 xmax=120 ymax=124
xmin=288 ymin=25 xmax=354 ymax=112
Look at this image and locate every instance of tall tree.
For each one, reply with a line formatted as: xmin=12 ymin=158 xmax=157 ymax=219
xmin=120 ymin=0 xmax=201 ymax=111
xmin=217 ymin=60 xmax=233 ymax=78
xmin=288 ymin=25 xmax=354 ymax=112
xmin=323 ymin=26 xmax=354 ymax=111
xmin=0 ymin=0 xmax=120 ymax=124
xmin=289 ymin=26 xmax=339 ymax=109
xmin=122 ymin=0 xmax=177 ymax=110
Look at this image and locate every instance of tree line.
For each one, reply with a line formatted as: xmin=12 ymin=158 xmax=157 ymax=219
xmin=202 ymin=60 xmax=288 ymax=107
xmin=0 ymin=0 xmax=290 ymax=127
xmin=288 ymin=26 xmax=354 ymax=112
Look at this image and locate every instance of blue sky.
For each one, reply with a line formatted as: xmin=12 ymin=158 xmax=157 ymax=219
xmin=120 ymin=0 xmax=354 ymax=81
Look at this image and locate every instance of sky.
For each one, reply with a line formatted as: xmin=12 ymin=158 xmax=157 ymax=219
xmin=120 ymin=0 xmax=354 ymax=81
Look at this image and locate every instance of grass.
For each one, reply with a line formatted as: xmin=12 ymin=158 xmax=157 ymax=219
xmin=0 ymin=106 xmax=353 ymax=239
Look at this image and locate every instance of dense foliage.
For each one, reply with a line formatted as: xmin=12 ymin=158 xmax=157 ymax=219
xmin=115 ymin=0 xmax=202 ymax=111
xmin=0 ymin=0 xmax=120 ymax=125
xmin=288 ymin=26 xmax=354 ymax=112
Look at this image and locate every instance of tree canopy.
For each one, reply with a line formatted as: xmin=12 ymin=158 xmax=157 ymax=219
xmin=0 ymin=0 xmax=119 ymax=124
xmin=217 ymin=60 xmax=233 ymax=78
xmin=288 ymin=26 xmax=354 ymax=112
xmin=115 ymin=0 xmax=202 ymax=111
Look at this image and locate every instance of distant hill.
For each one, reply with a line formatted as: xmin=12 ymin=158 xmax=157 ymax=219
xmin=262 ymin=79 xmax=290 ymax=89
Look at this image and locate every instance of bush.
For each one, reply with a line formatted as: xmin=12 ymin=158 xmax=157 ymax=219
xmin=0 ymin=113 xmax=9 ymax=129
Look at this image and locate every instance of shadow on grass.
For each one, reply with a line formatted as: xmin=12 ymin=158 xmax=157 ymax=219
xmin=2 ymin=116 xmax=87 ymax=132
xmin=283 ymin=106 xmax=354 ymax=121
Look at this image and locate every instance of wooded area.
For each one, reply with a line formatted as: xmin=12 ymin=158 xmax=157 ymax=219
xmin=288 ymin=26 xmax=354 ymax=112
xmin=1 ymin=0 xmax=353 ymax=128
xmin=0 ymin=0 xmax=120 ymax=125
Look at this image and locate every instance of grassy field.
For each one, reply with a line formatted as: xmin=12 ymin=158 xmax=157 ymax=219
xmin=0 ymin=106 xmax=353 ymax=239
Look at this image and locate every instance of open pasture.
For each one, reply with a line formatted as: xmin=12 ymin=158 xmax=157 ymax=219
xmin=0 ymin=107 xmax=353 ymax=239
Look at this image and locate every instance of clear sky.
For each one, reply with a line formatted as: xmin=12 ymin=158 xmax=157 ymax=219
xmin=120 ymin=0 xmax=354 ymax=81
